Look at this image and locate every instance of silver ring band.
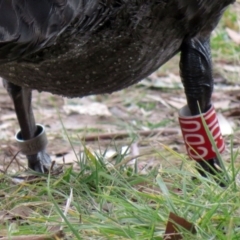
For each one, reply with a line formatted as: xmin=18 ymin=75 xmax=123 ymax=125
xmin=15 ymin=124 xmax=48 ymax=155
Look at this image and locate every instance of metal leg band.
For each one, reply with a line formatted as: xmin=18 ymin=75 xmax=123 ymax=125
xmin=15 ymin=124 xmax=48 ymax=155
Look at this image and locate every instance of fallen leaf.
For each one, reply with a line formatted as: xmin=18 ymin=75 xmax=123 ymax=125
xmin=63 ymin=102 xmax=111 ymax=116
xmin=222 ymin=64 xmax=240 ymax=73
xmin=213 ymin=100 xmax=231 ymax=110
xmin=226 ymin=28 xmax=240 ymax=44
xmin=9 ymin=205 xmax=33 ymax=219
xmin=217 ymin=113 xmax=233 ymax=136
xmin=164 ymin=212 xmax=196 ymax=240
xmin=0 ymin=210 xmax=12 ymax=224
xmin=167 ymin=98 xmax=186 ymax=110
xmin=55 ymin=151 xmax=78 ymax=165
xmin=139 ymin=73 xmax=183 ymax=89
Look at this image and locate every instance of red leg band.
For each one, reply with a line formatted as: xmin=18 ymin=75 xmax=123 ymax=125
xmin=178 ymin=105 xmax=225 ymax=161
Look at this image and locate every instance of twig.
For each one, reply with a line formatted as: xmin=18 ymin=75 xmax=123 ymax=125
xmin=50 ymin=160 xmax=56 ymax=172
xmin=4 ymin=150 xmax=21 ymax=174
xmin=81 ymin=128 xmax=179 ymax=141
xmin=0 ymin=230 xmax=65 ymax=240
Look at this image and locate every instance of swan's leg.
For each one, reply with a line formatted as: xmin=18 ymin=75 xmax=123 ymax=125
xmin=179 ymin=36 xmax=226 ymax=185
xmin=3 ymin=80 xmax=51 ymax=172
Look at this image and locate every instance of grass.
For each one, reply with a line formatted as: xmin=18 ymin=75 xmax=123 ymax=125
xmin=211 ymin=6 xmax=240 ymax=62
xmin=1 ymin=144 xmax=240 ymax=239
xmin=1 ymin=3 xmax=240 ymax=240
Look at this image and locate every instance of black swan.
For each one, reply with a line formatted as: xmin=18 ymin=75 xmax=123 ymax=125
xmin=0 ymin=0 xmax=235 ymax=182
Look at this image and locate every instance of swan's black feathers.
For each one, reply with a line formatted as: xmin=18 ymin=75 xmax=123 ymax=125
xmin=0 ymin=0 xmax=235 ymax=97
xmin=0 ymin=0 xmax=81 ymax=59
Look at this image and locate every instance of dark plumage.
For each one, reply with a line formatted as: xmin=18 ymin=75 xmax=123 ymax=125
xmin=0 ymin=0 xmax=236 ymax=179
xmin=0 ymin=0 xmax=234 ymax=97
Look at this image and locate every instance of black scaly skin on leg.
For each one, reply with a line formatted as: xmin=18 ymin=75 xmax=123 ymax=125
xmin=3 ymin=79 xmax=51 ymax=173
xmin=180 ymin=36 xmax=225 ymax=186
